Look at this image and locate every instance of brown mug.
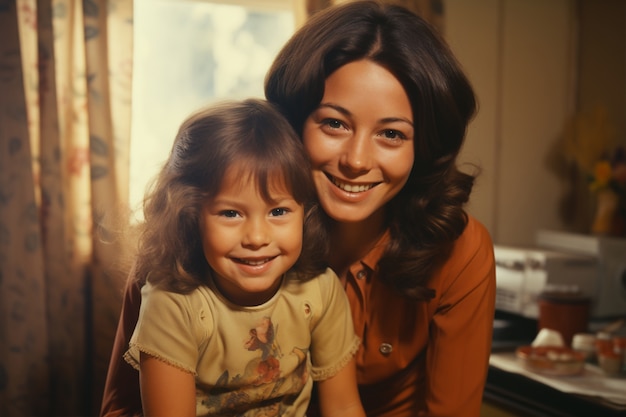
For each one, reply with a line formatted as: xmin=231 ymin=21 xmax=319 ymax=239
xmin=538 ymin=288 xmax=591 ymax=348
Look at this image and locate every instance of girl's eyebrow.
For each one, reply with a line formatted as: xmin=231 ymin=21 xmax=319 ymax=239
xmin=317 ymin=103 xmax=414 ymax=127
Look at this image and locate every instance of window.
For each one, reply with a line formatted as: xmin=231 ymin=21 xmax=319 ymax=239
xmin=130 ymin=0 xmax=295 ymax=218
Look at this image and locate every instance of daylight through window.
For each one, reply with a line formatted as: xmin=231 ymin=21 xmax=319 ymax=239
xmin=130 ymin=0 xmax=295 ymax=219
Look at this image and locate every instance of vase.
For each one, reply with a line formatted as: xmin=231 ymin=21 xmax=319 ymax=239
xmin=591 ymin=189 xmax=619 ymax=236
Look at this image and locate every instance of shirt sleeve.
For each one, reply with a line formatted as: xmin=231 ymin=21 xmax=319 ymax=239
xmin=309 ymin=268 xmax=361 ymax=381
xmin=100 ymin=271 xmax=143 ymax=417
xmin=124 ymin=283 xmax=205 ymax=375
xmin=424 ymin=217 xmax=497 ymax=417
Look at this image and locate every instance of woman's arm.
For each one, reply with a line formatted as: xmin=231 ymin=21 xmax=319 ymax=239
xmin=426 ymin=218 xmax=496 ymax=417
xmin=139 ymin=352 xmax=196 ymax=417
xmin=100 ymin=272 xmax=143 ymax=417
xmin=316 ymin=358 xmax=365 ymax=417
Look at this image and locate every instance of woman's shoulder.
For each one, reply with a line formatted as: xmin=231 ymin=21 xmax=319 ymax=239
xmin=437 ymin=215 xmax=495 ymax=284
xmin=456 ymin=214 xmax=494 ymax=254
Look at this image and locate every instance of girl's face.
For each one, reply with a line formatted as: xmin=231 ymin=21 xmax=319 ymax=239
xmin=199 ymin=167 xmax=304 ymax=306
xmin=302 ymin=60 xmax=415 ymax=225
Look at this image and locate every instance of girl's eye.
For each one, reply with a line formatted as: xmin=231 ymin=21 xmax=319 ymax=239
xmin=219 ymin=210 xmax=240 ymax=218
xmin=270 ymin=207 xmax=289 ymax=217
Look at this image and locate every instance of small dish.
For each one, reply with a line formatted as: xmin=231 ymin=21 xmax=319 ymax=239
xmin=597 ymin=350 xmax=623 ymax=375
xmin=516 ymin=345 xmax=585 ymax=376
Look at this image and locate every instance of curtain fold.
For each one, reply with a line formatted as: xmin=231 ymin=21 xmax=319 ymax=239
xmin=0 ymin=1 xmax=133 ymax=416
xmin=0 ymin=2 xmax=50 ymax=415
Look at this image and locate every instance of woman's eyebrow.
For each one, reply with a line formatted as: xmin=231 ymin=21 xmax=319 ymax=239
xmin=317 ymin=102 xmax=351 ymax=117
xmin=380 ymin=116 xmax=413 ymax=127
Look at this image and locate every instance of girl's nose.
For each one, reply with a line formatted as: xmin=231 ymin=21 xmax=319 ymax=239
xmin=340 ymin=132 xmax=372 ymax=174
xmin=242 ymin=218 xmax=270 ymax=248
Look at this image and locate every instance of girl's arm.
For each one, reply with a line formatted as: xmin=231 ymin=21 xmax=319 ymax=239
xmin=316 ymin=358 xmax=366 ymax=417
xmin=139 ymin=352 xmax=196 ymax=417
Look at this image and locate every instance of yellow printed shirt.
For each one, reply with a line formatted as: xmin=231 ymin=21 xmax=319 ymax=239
xmin=124 ymin=267 xmax=360 ymax=417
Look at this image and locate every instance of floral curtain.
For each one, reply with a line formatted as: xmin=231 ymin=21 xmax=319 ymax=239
xmin=0 ymin=0 xmax=133 ymax=416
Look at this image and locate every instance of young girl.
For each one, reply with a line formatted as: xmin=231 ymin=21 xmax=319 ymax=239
xmin=123 ymin=98 xmax=364 ymax=417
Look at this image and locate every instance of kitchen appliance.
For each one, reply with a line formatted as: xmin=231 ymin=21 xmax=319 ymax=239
xmin=494 ymin=230 xmax=626 ymax=319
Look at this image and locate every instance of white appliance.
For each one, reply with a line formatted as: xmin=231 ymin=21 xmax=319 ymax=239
xmin=494 ymin=230 xmax=626 ymax=319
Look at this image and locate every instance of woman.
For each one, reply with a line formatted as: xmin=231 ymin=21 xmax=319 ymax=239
xmin=100 ymin=2 xmax=495 ymax=416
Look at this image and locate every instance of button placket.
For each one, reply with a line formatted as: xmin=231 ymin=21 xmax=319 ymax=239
xmin=379 ymin=342 xmax=393 ymax=356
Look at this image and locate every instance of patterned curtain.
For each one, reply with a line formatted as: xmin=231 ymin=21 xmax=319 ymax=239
xmin=0 ymin=1 xmax=133 ymax=416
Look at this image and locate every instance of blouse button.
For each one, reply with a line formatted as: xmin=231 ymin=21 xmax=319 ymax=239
xmin=379 ymin=342 xmax=393 ymax=355
xmin=356 ymin=270 xmax=366 ymax=280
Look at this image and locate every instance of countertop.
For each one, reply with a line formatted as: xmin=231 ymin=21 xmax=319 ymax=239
xmin=486 ymin=310 xmax=626 ymax=417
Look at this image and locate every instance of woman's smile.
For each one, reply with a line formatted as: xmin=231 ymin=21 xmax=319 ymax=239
xmin=327 ymin=173 xmax=379 ymax=193
xmin=303 ymin=59 xmax=415 ymax=224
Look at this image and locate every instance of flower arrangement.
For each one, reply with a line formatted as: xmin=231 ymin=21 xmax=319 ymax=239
xmin=561 ymin=106 xmax=626 ymax=236
xmin=589 ymin=147 xmax=626 ymax=195
xmin=588 ymin=147 xmax=626 ymax=236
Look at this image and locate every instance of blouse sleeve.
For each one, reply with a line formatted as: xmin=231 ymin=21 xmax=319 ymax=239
xmin=425 ymin=217 xmax=497 ymax=417
xmin=100 ymin=272 xmax=143 ymax=417
xmin=309 ymin=268 xmax=361 ymax=381
xmin=124 ymin=283 xmax=204 ymax=375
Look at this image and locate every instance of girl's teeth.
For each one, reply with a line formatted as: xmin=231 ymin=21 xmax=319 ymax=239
xmin=240 ymin=258 xmax=269 ymax=266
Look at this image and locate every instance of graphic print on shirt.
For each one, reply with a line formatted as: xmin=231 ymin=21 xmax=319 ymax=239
xmin=196 ymin=316 xmax=309 ymax=416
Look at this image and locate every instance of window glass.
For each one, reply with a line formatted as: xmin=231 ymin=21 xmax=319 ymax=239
xmin=130 ymin=0 xmax=294 ymax=217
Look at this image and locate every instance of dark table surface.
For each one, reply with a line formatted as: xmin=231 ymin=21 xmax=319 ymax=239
xmin=486 ymin=310 xmax=626 ymax=417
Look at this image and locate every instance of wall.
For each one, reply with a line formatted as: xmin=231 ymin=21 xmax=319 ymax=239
xmin=444 ymin=0 xmax=624 ymax=247
xmin=578 ymin=0 xmax=626 ymax=136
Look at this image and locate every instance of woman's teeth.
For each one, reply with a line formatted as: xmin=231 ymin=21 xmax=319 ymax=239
xmin=331 ymin=177 xmax=375 ymax=193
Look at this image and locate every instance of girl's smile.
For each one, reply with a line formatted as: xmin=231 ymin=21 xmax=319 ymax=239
xmin=199 ymin=166 xmax=304 ymax=306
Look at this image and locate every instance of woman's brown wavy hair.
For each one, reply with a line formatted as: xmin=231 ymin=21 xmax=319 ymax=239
xmin=265 ymin=0 xmax=478 ymax=300
xmin=135 ymin=98 xmax=328 ymax=294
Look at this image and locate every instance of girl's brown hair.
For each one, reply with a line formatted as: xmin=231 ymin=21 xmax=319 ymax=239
xmin=265 ymin=0 xmax=478 ymax=300
xmin=135 ymin=98 xmax=327 ymax=293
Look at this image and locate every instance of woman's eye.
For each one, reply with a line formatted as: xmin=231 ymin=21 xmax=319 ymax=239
xmin=219 ymin=210 xmax=240 ymax=218
xmin=270 ymin=207 xmax=289 ymax=217
xmin=382 ymin=129 xmax=406 ymax=140
xmin=323 ymin=119 xmax=344 ymax=129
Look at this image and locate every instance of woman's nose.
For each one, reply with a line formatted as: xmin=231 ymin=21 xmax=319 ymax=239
xmin=242 ymin=218 xmax=270 ymax=248
xmin=340 ymin=132 xmax=372 ymax=174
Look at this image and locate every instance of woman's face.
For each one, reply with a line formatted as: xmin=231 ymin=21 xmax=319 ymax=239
xmin=302 ymin=60 xmax=415 ymax=224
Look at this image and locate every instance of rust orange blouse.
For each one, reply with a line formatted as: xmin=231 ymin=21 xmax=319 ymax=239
xmin=342 ymin=215 xmax=496 ymax=416
xmin=100 ymin=215 xmax=495 ymax=417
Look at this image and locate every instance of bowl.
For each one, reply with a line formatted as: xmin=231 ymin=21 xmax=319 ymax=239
xmin=516 ymin=345 xmax=585 ymax=376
